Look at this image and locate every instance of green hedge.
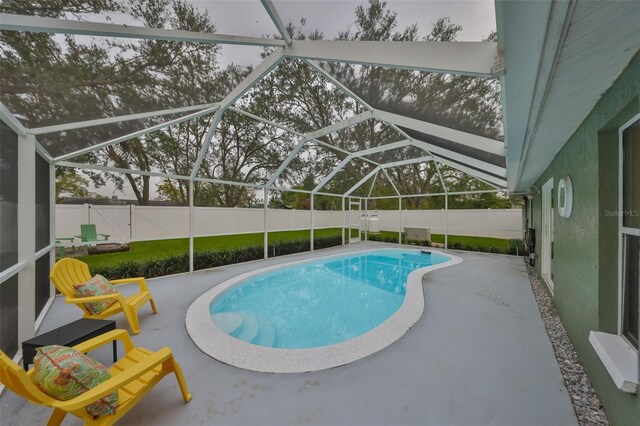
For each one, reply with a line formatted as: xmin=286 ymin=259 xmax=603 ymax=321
xmin=366 ymin=233 xmax=524 ymax=256
xmin=447 ymin=239 xmax=524 ymax=255
xmin=91 ymin=235 xmax=342 ymax=280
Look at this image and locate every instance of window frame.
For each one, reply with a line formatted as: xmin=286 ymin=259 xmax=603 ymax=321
xmin=618 ymin=113 xmax=640 ymax=349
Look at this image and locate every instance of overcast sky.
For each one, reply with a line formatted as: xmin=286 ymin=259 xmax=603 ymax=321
xmin=210 ymin=0 xmax=497 ymax=68
xmin=87 ymin=0 xmax=497 ymax=200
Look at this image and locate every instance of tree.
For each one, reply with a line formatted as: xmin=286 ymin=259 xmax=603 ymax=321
xmin=321 ymin=0 xmax=505 ymax=208
xmin=2 ymin=0 xmax=507 ymax=209
xmin=55 ymin=167 xmax=107 ymax=202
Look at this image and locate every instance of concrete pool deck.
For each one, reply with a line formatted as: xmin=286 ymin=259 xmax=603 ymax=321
xmin=0 ymin=242 xmax=578 ymax=425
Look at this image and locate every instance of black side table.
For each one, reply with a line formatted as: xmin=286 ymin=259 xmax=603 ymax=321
xmin=22 ymin=319 xmax=117 ymax=370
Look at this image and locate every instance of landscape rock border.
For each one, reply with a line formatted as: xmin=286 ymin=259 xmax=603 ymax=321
xmin=526 ymin=263 xmax=608 ymax=426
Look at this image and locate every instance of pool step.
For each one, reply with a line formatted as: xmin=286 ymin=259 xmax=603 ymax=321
xmin=230 ymin=311 xmax=260 ymax=343
xmin=211 ymin=312 xmax=242 ymax=334
xmin=214 ymin=311 xmax=277 ymax=347
xmin=251 ymin=314 xmax=276 ymax=347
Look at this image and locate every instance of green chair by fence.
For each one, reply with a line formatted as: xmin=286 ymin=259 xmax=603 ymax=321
xmin=76 ymin=224 xmax=110 ymax=243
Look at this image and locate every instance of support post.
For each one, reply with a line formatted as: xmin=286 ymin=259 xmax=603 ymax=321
xmin=310 ymin=194 xmax=315 ymax=251
xmin=264 ymin=188 xmax=268 ymax=259
xmin=398 ymin=196 xmax=402 ymax=245
xmin=341 ymin=197 xmax=346 ymax=246
xmin=364 ymin=198 xmax=368 ymax=242
xmin=18 ymin=134 xmax=36 ymax=344
xmin=49 ymin=162 xmax=56 ymax=296
xmin=445 ymin=193 xmax=449 ymax=250
xmin=189 ymin=180 xmax=194 ymax=273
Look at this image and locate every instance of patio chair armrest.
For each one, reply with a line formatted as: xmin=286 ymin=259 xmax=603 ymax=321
xmin=109 ymin=277 xmax=149 ymax=291
xmin=50 ymin=347 xmax=173 ymax=411
xmin=72 ymin=329 xmax=135 ymax=354
xmin=65 ymin=293 xmax=122 ymax=305
xmin=97 ymin=233 xmax=110 ymax=239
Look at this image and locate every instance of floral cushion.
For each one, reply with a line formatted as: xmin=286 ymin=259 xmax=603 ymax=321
xmin=34 ymin=345 xmax=118 ymax=416
xmin=74 ymin=274 xmax=118 ymax=315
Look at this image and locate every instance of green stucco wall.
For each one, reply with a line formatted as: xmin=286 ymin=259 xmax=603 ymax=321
xmin=530 ymin=52 xmax=640 ymax=425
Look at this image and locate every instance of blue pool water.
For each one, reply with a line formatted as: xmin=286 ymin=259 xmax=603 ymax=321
xmin=209 ymin=249 xmax=449 ymax=349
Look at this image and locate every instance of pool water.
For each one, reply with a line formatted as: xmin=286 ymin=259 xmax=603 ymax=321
xmin=209 ymin=249 xmax=449 ymax=349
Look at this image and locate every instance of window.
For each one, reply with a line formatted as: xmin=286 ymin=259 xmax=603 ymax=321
xmin=620 ymin=118 xmax=639 ymax=347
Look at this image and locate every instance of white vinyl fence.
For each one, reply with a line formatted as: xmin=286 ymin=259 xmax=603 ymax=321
xmin=55 ymin=204 xmax=522 ymax=244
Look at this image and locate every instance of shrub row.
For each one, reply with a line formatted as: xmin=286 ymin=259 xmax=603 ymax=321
xmin=91 ymin=235 xmax=343 ymax=280
xmin=366 ymin=233 xmax=524 ymax=256
xmin=447 ymin=239 xmax=525 ymax=255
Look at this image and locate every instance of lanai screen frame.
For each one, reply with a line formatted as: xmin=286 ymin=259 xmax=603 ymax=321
xmin=0 ymin=1 xmax=508 ymax=277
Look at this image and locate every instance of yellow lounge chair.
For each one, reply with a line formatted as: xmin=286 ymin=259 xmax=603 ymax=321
xmin=0 ymin=329 xmax=192 ymax=426
xmin=50 ymin=258 xmax=157 ymax=335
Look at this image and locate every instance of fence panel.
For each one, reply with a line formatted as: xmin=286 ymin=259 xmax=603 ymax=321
xmin=54 ymin=204 xmax=522 ymax=244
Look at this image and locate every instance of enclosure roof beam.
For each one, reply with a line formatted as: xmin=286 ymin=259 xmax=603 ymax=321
xmin=303 ymin=111 xmax=373 ymax=140
xmin=0 ymin=13 xmax=286 ymax=47
xmin=374 ymin=110 xmax=506 ymax=156
xmin=344 ymin=167 xmax=380 ymax=197
xmin=193 ymin=177 xmax=264 ymax=190
xmin=431 ymin=157 xmax=448 ymax=194
xmin=285 ymin=40 xmax=501 ymax=77
xmin=430 ymin=154 xmax=507 ymax=188
xmin=190 ymin=109 xmax=224 ymax=180
xmin=381 ymin=156 xmax=433 ymax=170
xmin=382 ymin=168 xmax=401 ymax=196
xmin=229 ymin=107 xmax=380 ymax=167
xmin=312 ymin=141 xmax=379 ymax=166
xmin=229 ymin=106 xmax=304 ymax=136
xmin=54 ymin=105 xmax=219 ymax=163
xmin=29 ymin=103 xmax=218 ymax=135
xmin=303 ymin=60 xmax=374 ymax=111
xmin=264 ymin=110 xmax=373 ymax=189
xmin=264 ymin=138 xmax=308 ymax=189
xmin=57 ymin=161 xmax=190 ymax=181
xmin=368 ymin=188 xmax=500 ymax=200
xmin=350 ymin=139 xmax=411 ymax=158
xmin=260 ymin=0 xmax=291 ymax=45
xmin=410 ymin=139 xmax=506 ymax=177
xmin=270 ymin=186 xmax=341 ymax=197
xmin=56 ymin=161 xmax=272 ymax=191
xmin=218 ymin=51 xmax=284 ymax=109
xmin=367 ymin=169 xmax=379 ymax=198
xmin=190 ymin=51 xmax=284 ymax=180
xmin=312 ymin=155 xmax=354 ymax=194
xmin=0 ymin=100 xmax=27 ymax=136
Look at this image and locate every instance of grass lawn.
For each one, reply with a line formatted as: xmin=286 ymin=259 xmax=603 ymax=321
xmin=77 ymin=227 xmax=519 ymax=271
xmin=369 ymin=230 xmax=514 ymax=252
xmin=78 ymin=228 xmax=343 ymax=270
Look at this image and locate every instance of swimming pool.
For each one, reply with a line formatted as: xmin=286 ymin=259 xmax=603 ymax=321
xmin=186 ymin=248 xmax=462 ymax=372
xmin=210 ymin=249 xmax=450 ymax=349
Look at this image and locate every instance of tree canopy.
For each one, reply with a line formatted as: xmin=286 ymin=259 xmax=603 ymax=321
xmin=1 ymin=0 xmax=509 ymax=209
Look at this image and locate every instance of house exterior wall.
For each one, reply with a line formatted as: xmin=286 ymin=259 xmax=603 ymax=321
xmin=529 ymin=52 xmax=639 ymax=425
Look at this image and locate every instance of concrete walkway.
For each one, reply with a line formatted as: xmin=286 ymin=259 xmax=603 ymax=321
xmin=1 ymin=243 xmax=578 ymax=425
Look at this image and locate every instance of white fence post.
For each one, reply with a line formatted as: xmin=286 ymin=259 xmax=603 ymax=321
xmin=263 ymin=188 xmax=268 ymax=259
xmin=488 ymin=208 xmax=493 ymax=238
xmin=444 ymin=195 xmax=449 ymax=249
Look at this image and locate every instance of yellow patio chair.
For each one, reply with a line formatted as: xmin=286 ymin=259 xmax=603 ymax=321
xmin=0 ymin=329 xmax=192 ymax=426
xmin=50 ymin=258 xmax=158 ymax=335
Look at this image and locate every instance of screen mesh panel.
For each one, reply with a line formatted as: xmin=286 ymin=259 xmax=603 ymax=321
xmin=35 ymin=254 xmax=51 ymax=319
xmin=35 ymin=152 xmax=50 ymax=251
xmin=0 ymin=274 xmax=19 ymax=357
xmin=0 ymin=121 xmax=18 ymax=269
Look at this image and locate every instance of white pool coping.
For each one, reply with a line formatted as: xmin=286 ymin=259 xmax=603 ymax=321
xmin=186 ymin=248 xmax=462 ymax=373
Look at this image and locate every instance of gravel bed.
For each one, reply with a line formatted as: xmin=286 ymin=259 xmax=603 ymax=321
xmin=526 ymin=262 xmax=609 ymax=426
